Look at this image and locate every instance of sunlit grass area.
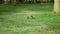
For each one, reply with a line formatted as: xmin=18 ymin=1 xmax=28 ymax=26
xmin=0 ymin=3 xmax=60 ymax=34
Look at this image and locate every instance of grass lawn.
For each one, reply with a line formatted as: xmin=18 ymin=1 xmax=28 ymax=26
xmin=0 ymin=3 xmax=60 ymax=34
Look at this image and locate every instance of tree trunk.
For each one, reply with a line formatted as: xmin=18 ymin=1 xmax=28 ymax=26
xmin=0 ymin=0 xmax=3 ymax=4
xmin=40 ymin=0 xmax=43 ymax=5
xmin=33 ymin=0 xmax=36 ymax=3
xmin=4 ymin=0 xmax=8 ymax=4
xmin=54 ymin=0 xmax=60 ymax=13
xmin=12 ymin=0 xmax=17 ymax=5
xmin=4 ymin=0 xmax=10 ymax=4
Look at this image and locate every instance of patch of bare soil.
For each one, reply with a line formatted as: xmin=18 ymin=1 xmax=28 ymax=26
xmin=19 ymin=10 xmax=44 ymax=14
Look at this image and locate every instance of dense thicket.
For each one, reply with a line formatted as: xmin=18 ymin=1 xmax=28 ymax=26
xmin=0 ymin=0 xmax=54 ymax=4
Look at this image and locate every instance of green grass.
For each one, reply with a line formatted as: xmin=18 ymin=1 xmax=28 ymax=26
xmin=0 ymin=3 xmax=60 ymax=34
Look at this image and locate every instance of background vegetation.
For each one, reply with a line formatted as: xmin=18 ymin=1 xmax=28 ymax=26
xmin=0 ymin=3 xmax=60 ymax=34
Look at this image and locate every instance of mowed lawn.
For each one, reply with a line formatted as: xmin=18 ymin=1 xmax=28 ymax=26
xmin=0 ymin=3 xmax=60 ymax=34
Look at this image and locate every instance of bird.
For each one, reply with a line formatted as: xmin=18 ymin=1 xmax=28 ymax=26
xmin=31 ymin=15 xmax=35 ymax=19
xmin=27 ymin=15 xmax=35 ymax=19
